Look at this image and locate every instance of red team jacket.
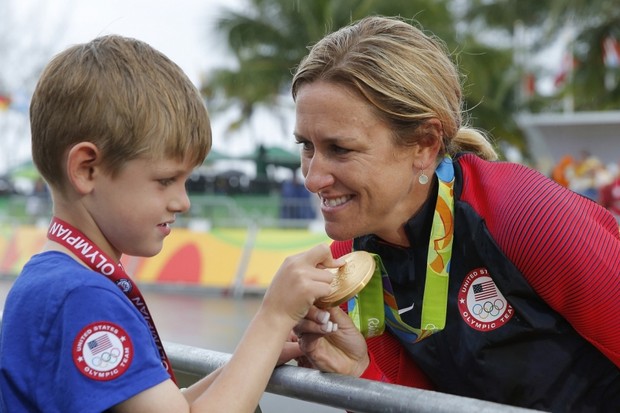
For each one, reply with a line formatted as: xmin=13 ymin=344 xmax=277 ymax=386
xmin=330 ymin=153 xmax=620 ymax=411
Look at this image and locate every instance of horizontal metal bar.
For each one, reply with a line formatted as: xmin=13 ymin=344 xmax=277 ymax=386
xmin=164 ymin=341 xmax=542 ymax=413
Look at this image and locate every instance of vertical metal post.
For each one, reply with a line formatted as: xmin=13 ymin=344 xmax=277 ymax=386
xmin=231 ymin=222 xmax=258 ymax=298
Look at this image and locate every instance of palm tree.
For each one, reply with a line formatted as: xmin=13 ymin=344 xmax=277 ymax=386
xmin=202 ymin=0 xmax=454 ymax=132
xmin=463 ymin=0 xmax=620 ymax=111
xmin=203 ymin=0 xmax=525 ymax=155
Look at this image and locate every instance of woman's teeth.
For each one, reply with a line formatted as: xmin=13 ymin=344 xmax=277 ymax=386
xmin=323 ymin=196 xmax=350 ymax=207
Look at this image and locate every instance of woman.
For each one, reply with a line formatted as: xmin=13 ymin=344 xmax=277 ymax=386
xmin=290 ymin=15 xmax=620 ymax=411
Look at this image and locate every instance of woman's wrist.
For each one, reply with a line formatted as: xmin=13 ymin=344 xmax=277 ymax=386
xmin=350 ymin=353 xmax=371 ymax=378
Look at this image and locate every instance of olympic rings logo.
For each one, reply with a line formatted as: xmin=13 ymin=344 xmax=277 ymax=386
xmin=472 ymin=299 xmax=505 ymax=319
xmin=91 ymin=348 xmax=121 ymax=368
xmin=457 ymin=270 xmax=514 ymax=332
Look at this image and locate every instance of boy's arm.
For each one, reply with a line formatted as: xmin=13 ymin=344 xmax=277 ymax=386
xmin=112 ymin=380 xmax=188 ymax=413
xmin=112 ymin=312 xmax=291 ymax=413
xmin=115 ymin=244 xmax=340 ymax=413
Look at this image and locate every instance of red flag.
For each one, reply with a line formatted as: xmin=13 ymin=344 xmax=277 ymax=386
xmin=523 ymin=72 xmax=536 ymax=97
xmin=554 ymin=52 xmax=576 ymax=88
xmin=0 ymin=95 xmax=10 ymax=111
xmin=603 ymin=36 xmax=620 ymax=68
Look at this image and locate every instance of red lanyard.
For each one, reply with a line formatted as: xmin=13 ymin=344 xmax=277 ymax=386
xmin=47 ymin=217 xmax=176 ymax=383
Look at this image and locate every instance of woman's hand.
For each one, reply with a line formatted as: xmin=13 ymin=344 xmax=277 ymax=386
xmin=294 ymin=306 xmax=370 ymax=377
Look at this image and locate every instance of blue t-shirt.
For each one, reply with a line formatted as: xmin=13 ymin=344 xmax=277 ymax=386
xmin=0 ymin=251 xmax=170 ymax=412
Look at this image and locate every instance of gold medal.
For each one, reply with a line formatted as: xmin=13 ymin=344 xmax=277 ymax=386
xmin=315 ymin=251 xmax=376 ymax=308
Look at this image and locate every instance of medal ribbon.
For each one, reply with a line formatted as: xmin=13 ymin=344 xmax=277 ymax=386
xmin=346 ymin=256 xmax=385 ymax=338
xmin=47 ymin=217 xmax=177 ymax=383
xmin=348 ymin=157 xmax=455 ymax=342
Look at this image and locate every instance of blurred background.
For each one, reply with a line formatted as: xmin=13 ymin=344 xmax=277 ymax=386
xmin=1 ymin=0 xmax=620 ymax=217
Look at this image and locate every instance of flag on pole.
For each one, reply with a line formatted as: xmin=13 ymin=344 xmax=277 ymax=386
xmin=522 ymin=72 xmax=536 ymax=98
xmin=0 ymin=94 xmax=10 ymax=111
xmin=602 ymin=36 xmax=620 ymax=68
xmin=554 ymin=52 xmax=576 ymax=88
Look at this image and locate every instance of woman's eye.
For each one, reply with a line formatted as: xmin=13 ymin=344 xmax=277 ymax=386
xmin=331 ymin=145 xmax=351 ymax=155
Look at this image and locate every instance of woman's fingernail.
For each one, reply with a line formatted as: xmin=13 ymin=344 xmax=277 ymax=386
xmin=321 ymin=321 xmax=333 ymax=332
xmin=317 ymin=310 xmax=330 ymax=324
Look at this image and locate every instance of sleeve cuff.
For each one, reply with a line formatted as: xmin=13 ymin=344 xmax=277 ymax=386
xmin=359 ymin=351 xmax=390 ymax=383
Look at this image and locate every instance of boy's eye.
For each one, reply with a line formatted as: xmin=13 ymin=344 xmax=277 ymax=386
xmin=158 ymin=178 xmax=175 ymax=186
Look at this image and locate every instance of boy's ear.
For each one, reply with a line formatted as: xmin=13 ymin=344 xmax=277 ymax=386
xmin=66 ymin=142 xmax=101 ymax=195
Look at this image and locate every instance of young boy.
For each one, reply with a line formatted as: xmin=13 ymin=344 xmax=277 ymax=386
xmin=0 ymin=35 xmax=341 ymax=412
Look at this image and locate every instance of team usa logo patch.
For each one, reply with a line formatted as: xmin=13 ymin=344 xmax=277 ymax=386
xmin=458 ymin=268 xmax=513 ymax=331
xmin=72 ymin=321 xmax=133 ymax=381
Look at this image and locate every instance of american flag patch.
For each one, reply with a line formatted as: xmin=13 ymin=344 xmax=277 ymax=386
xmin=473 ymin=280 xmax=497 ymax=301
xmin=87 ymin=334 xmax=113 ymax=355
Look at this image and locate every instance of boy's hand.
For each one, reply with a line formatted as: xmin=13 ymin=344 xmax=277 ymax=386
xmin=261 ymin=244 xmax=344 ymax=327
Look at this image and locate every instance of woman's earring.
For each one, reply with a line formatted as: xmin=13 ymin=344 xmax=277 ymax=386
xmin=418 ymin=171 xmax=429 ymax=185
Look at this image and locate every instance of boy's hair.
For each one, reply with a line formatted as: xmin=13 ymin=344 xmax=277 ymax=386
xmin=30 ymin=35 xmax=212 ymax=189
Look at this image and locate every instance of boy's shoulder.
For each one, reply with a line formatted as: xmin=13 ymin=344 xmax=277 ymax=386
xmin=11 ymin=251 xmax=122 ymax=304
xmin=22 ymin=250 xmax=107 ymax=281
xmin=4 ymin=251 xmax=138 ymax=349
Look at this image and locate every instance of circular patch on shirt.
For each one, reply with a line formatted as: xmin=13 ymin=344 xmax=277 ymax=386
xmin=458 ymin=268 xmax=513 ymax=332
xmin=72 ymin=321 xmax=133 ymax=381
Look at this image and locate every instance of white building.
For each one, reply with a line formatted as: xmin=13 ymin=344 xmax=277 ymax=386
xmin=516 ymin=110 xmax=620 ymax=174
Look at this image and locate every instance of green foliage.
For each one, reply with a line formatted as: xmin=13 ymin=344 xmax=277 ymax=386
xmin=466 ymin=0 xmax=620 ymax=111
xmin=202 ymin=0 xmax=458 ymax=130
xmin=202 ymin=0 xmax=619 ymax=161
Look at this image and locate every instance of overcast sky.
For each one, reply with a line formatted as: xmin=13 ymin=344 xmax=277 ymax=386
xmin=17 ymin=0 xmax=241 ymax=84
xmin=1 ymin=0 xmax=298 ymax=175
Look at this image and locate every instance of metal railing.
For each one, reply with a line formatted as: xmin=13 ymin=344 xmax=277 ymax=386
xmin=0 ymin=313 xmax=541 ymax=412
xmin=165 ymin=341 xmax=543 ymax=413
